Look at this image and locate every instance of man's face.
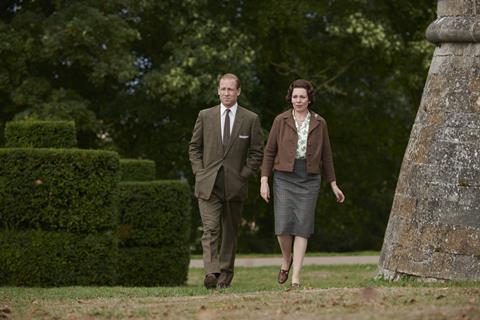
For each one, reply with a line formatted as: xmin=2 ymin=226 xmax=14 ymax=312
xmin=218 ymin=78 xmax=241 ymax=107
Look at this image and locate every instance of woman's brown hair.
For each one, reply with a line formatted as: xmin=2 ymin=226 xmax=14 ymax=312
xmin=285 ymin=79 xmax=315 ymax=104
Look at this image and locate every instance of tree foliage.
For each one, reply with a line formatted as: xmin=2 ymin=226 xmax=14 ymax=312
xmin=0 ymin=0 xmax=436 ymax=252
xmin=0 ymin=1 xmax=142 ymax=147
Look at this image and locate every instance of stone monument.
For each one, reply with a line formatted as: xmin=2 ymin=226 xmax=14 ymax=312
xmin=378 ymin=0 xmax=480 ymax=281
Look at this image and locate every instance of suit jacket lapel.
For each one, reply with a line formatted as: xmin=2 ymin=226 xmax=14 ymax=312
xmin=224 ymin=106 xmax=244 ymax=155
xmin=209 ymin=105 xmax=223 ymax=152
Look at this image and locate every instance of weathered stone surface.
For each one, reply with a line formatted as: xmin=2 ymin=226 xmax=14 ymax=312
xmin=458 ymin=168 xmax=480 ymax=186
xmin=381 ymin=220 xmax=480 ymax=280
xmin=434 ymin=43 xmax=480 ymax=57
xmin=437 ymin=0 xmax=475 ymax=16
xmin=378 ymin=1 xmax=480 ymax=281
xmin=445 ymin=112 xmax=480 ymax=128
xmin=442 ymin=127 xmax=480 ymax=143
xmin=426 ymin=16 xmax=480 ymax=43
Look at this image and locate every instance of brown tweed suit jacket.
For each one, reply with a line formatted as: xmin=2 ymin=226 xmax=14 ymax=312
xmin=189 ymin=105 xmax=263 ymax=201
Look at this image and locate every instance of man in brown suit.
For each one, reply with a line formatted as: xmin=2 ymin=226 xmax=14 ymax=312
xmin=189 ymin=73 xmax=263 ymax=289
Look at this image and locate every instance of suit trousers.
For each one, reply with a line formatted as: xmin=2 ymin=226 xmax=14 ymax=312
xmin=198 ymin=167 xmax=243 ymax=285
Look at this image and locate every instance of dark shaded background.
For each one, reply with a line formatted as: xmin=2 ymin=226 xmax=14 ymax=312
xmin=0 ymin=0 xmax=436 ymax=252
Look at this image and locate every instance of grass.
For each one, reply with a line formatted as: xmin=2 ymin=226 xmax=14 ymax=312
xmin=1 ymin=264 xmax=479 ymax=319
xmin=189 ymin=251 xmax=379 ymax=260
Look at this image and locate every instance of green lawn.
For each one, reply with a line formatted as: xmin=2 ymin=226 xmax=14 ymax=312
xmin=1 ymin=264 xmax=479 ymax=319
xmin=190 ymin=251 xmax=380 ymax=260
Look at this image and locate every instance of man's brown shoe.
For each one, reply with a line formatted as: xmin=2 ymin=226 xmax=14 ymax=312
xmin=217 ymin=282 xmax=230 ymax=289
xmin=204 ymin=273 xmax=218 ymax=289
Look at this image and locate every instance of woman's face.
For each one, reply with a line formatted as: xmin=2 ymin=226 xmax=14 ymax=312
xmin=291 ymin=88 xmax=309 ymax=113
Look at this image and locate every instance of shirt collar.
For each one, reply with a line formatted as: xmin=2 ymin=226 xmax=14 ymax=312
xmin=221 ymin=103 xmax=238 ymax=117
xmin=292 ymin=109 xmax=311 ymax=122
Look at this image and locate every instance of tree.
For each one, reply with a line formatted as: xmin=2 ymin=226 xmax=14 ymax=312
xmin=206 ymin=0 xmax=435 ymax=251
xmin=0 ymin=0 xmax=436 ymax=252
xmin=0 ymin=0 xmax=140 ymax=146
xmin=102 ymin=0 xmax=258 ymax=178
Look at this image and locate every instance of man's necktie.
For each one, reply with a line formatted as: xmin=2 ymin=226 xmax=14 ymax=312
xmin=223 ymin=109 xmax=231 ymax=148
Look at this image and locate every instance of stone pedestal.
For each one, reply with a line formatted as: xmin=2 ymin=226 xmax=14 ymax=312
xmin=378 ymin=0 xmax=480 ymax=281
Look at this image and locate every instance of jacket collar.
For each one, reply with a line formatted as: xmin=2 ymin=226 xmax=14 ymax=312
xmin=280 ymin=108 xmax=321 ymax=133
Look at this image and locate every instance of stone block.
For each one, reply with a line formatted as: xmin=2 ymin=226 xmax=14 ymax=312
xmin=426 ymin=182 xmax=460 ymax=202
xmin=390 ymin=194 xmax=417 ymax=220
xmin=463 ymin=44 xmax=480 ymax=57
xmin=423 ymin=140 xmax=458 ymax=167
xmin=435 ymin=43 xmax=480 ymax=57
xmin=428 ymin=54 xmax=450 ymax=74
xmin=458 ymin=168 xmax=480 ymax=187
xmin=394 ymin=161 xmax=415 ymax=194
xmin=441 ymin=225 xmax=480 ymax=255
xmin=396 ymin=164 xmax=430 ymax=198
xmin=442 ymin=127 xmax=480 ymax=143
xmin=451 ymin=254 xmax=480 ymax=279
xmin=456 ymin=143 xmax=480 ymax=167
xmin=437 ymin=0 xmax=474 ymax=16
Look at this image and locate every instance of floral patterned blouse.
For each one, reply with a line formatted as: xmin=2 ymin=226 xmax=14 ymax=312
xmin=293 ymin=110 xmax=310 ymax=159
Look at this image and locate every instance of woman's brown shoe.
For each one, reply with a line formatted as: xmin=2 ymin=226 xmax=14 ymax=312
xmin=277 ymin=257 xmax=293 ymax=284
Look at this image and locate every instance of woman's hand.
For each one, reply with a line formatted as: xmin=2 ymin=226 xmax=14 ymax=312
xmin=330 ymin=181 xmax=345 ymax=203
xmin=260 ymin=176 xmax=270 ymax=203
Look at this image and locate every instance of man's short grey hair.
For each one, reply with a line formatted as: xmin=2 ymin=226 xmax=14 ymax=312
xmin=218 ymin=73 xmax=241 ymax=89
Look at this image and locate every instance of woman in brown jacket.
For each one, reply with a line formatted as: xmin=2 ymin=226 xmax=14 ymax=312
xmin=260 ymin=79 xmax=345 ymax=288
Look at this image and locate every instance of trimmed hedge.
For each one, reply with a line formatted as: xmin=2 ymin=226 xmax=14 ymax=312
xmin=117 ymin=181 xmax=191 ymax=247
xmin=0 ymin=230 xmax=117 ymax=286
xmin=0 ymin=148 xmax=120 ymax=233
xmin=117 ymin=246 xmax=189 ymax=286
xmin=117 ymin=180 xmax=191 ymax=286
xmin=5 ymin=121 xmax=77 ymax=148
xmin=119 ymin=159 xmax=156 ymax=182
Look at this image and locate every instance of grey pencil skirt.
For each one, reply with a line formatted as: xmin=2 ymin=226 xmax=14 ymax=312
xmin=273 ymin=159 xmax=321 ymax=238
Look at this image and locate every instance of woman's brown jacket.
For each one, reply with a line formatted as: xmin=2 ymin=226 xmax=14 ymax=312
xmin=260 ymin=109 xmax=336 ymax=183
